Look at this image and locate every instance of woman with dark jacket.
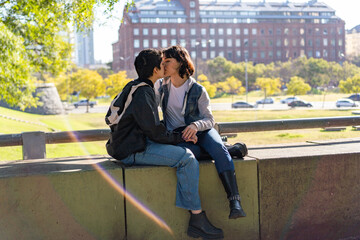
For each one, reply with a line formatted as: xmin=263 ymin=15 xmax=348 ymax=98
xmin=155 ymin=45 xmax=246 ymax=219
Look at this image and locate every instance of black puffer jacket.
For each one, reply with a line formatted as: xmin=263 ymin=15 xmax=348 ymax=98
xmin=105 ymin=78 xmax=183 ymax=160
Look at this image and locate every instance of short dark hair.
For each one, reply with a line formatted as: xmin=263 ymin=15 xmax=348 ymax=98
xmin=163 ymin=45 xmax=195 ymax=79
xmin=134 ymin=49 xmax=162 ymax=79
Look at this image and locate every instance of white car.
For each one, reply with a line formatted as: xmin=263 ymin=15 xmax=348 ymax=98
xmin=280 ymin=96 xmax=300 ymax=104
xmin=73 ymin=99 xmax=98 ymax=108
xmin=256 ymin=97 xmax=274 ymax=104
xmin=336 ymin=99 xmax=358 ymax=108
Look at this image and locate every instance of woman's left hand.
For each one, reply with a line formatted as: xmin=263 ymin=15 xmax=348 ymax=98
xmin=182 ymin=124 xmax=198 ymax=141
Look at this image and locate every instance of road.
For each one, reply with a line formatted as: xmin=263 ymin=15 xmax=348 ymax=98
xmin=66 ymin=101 xmax=360 ymax=114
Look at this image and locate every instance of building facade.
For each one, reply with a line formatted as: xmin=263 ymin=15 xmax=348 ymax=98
xmin=112 ymin=0 xmax=345 ymax=72
xmin=75 ymin=28 xmax=95 ymax=67
xmin=346 ymin=25 xmax=360 ymax=58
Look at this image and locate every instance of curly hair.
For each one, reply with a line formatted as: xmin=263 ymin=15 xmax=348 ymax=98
xmin=163 ymin=45 xmax=195 ymax=79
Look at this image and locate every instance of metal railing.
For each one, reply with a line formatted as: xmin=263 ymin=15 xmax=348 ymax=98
xmin=1 ymin=116 xmax=360 ymax=160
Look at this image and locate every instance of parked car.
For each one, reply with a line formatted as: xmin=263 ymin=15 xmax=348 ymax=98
xmin=280 ymin=96 xmax=300 ymax=104
xmin=336 ymin=99 xmax=358 ymax=108
xmin=231 ymin=101 xmax=255 ymax=108
xmin=348 ymin=93 xmax=360 ymax=102
xmin=288 ymin=100 xmax=312 ymax=108
xmin=73 ymin=99 xmax=97 ymax=108
xmin=256 ymin=97 xmax=274 ymax=104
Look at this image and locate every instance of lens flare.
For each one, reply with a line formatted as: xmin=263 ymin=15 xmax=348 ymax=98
xmin=58 ymin=115 xmax=173 ymax=236
xmin=92 ymin=163 xmax=174 ymax=236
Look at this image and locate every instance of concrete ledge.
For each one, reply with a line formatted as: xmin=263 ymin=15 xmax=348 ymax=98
xmin=1 ymin=138 xmax=360 ymax=240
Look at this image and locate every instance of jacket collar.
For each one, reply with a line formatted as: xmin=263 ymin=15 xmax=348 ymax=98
xmin=138 ymin=78 xmax=154 ymax=88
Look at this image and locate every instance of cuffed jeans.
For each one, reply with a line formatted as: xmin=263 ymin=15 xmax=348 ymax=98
xmin=177 ymin=128 xmax=234 ymax=174
xmin=121 ymin=139 xmax=201 ymax=210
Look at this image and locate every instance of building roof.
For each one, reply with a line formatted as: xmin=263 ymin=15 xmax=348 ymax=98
xmin=347 ymin=24 xmax=360 ymax=34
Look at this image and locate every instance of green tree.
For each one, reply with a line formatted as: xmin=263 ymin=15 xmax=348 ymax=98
xmin=75 ymin=69 xmax=105 ymax=113
xmin=104 ymin=71 xmax=131 ymax=98
xmin=0 ymin=22 xmax=36 ymax=110
xmin=255 ymin=77 xmax=281 ymax=99
xmin=339 ymin=75 xmax=360 ymax=94
xmin=1 ymin=0 xmax=134 ymax=108
xmin=225 ymin=76 xmax=245 ymax=95
xmin=197 ymin=74 xmax=216 ymax=98
xmin=286 ymin=76 xmax=311 ymax=96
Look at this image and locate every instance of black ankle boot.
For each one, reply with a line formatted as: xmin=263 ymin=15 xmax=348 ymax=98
xmin=227 ymin=142 xmax=248 ymax=158
xmin=187 ymin=211 xmax=224 ymax=239
xmin=219 ymin=170 xmax=246 ymax=219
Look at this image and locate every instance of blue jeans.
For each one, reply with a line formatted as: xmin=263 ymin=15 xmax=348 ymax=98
xmin=177 ymin=128 xmax=234 ymax=174
xmin=121 ymin=139 xmax=201 ymax=210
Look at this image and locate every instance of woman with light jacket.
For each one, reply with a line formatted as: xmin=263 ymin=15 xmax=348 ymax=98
xmin=155 ymin=45 xmax=246 ymax=219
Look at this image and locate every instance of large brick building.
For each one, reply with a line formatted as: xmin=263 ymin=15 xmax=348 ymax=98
xmin=112 ymin=0 xmax=345 ymax=72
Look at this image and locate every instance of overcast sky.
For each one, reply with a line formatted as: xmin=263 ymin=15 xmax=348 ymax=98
xmin=93 ymin=0 xmax=360 ymax=63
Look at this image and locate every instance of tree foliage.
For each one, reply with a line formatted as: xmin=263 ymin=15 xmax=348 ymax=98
xmin=255 ymin=77 xmax=281 ymax=98
xmin=197 ymin=74 xmax=216 ymax=98
xmin=339 ymin=75 xmax=360 ymax=94
xmin=1 ymin=0 xmax=134 ymax=108
xmin=286 ymin=76 xmax=311 ymax=96
xmin=104 ymin=71 xmax=131 ymax=98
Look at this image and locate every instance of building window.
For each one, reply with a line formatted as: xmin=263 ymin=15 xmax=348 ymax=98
xmin=316 ymin=51 xmax=321 ymax=58
xmin=269 ymin=29 xmax=273 ymax=35
xmin=171 ymin=29 xmax=176 ymax=35
xmin=190 ymin=1 xmax=195 ymax=8
xmin=292 ymin=39 xmax=296 ymax=47
xmin=210 ymin=40 xmax=215 ymax=47
xmin=191 ymin=39 xmax=196 ymax=47
xmin=276 ymin=50 xmax=281 ymax=58
xmin=219 ymin=51 xmax=224 ymax=57
xmin=201 ymin=28 xmax=206 ymax=35
xmin=180 ymin=39 xmax=186 ymax=47
xmin=300 ymin=28 xmax=304 ymax=35
xmin=161 ymin=39 xmax=168 ymax=48
xmin=152 ymin=28 xmax=158 ymax=35
xmin=269 ymin=40 xmax=273 ymax=46
xmin=191 ymin=28 xmax=196 ymax=35
xmin=253 ymin=51 xmax=257 ymax=58
xmin=152 ymin=39 xmax=158 ymax=48
xmin=219 ymin=39 xmax=224 ymax=47
xmin=316 ymin=39 xmax=321 ymax=47
xmin=261 ymin=40 xmax=265 ymax=47
xmin=171 ymin=39 xmax=177 ymax=46
xmin=244 ymin=39 xmax=248 ymax=47
xmin=202 ymin=51 xmax=207 ymax=59
xmin=331 ymin=39 xmax=335 ymax=46
xmin=284 ymin=28 xmax=289 ymax=35
xmin=143 ymin=39 xmax=149 ymax=48
xmin=235 ymin=28 xmax=241 ymax=35
xmin=210 ymin=51 xmax=216 ymax=58
xmin=134 ymin=39 xmax=140 ymax=48
xmin=228 ymin=51 xmax=233 ymax=59
xmin=300 ymin=38 xmax=305 ymax=46
xmin=252 ymin=40 xmax=257 ymax=47
xmin=284 ymin=39 xmax=288 ymax=46
xmin=244 ymin=28 xmax=249 ymax=35
xmin=276 ymin=39 xmax=281 ymax=47
xmin=308 ymin=39 xmax=313 ymax=46
xmin=210 ymin=28 xmax=215 ymax=35
xmin=308 ymin=51 xmax=313 ymax=58
xmin=323 ymin=38 xmax=328 ymax=46
xmin=260 ymin=51 xmax=265 ymax=59
xmin=180 ymin=28 xmax=185 ymax=35
xmin=323 ymin=29 xmax=328 ymax=35
xmin=339 ymin=39 xmax=343 ymax=46
xmin=323 ymin=49 xmax=328 ymax=57
xmin=252 ymin=28 xmax=257 ymax=35
xmin=236 ymin=50 xmax=241 ymax=58
xmin=133 ymin=28 xmax=139 ymax=36
xmin=227 ymin=28 xmax=232 ymax=35
xmin=269 ymin=51 xmax=273 ymax=58
xmin=161 ymin=28 xmax=167 ymax=35
xmin=276 ymin=28 xmax=281 ymax=35
xmin=218 ymin=28 xmax=224 ymax=35
xmin=143 ymin=28 xmax=149 ymax=35
xmin=191 ymin=51 xmax=196 ymax=59
xmin=190 ymin=10 xmax=196 ymax=18
xmin=236 ymin=39 xmax=241 ymax=47
xmin=260 ymin=29 xmax=265 ymax=35
xmin=227 ymin=39 xmax=232 ymax=47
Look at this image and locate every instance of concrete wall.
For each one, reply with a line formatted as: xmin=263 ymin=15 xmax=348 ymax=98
xmin=1 ymin=139 xmax=360 ymax=240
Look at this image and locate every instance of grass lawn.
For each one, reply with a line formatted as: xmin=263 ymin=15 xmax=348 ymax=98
xmin=1 ymin=99 xmax=358 ymax=161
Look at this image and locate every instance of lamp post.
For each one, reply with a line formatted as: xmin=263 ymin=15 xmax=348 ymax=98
xmin=245 ymin=58 xmax=248 ymax=103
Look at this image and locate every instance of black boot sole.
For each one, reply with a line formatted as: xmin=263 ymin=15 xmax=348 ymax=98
xmin=229 ymin=209 xmax=246 ymax=219
xmin=187 ymin=226 xmax=224 ymax=239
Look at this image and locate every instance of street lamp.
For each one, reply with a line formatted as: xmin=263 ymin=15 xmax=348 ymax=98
xmin=245 ymin=58 xmax=248 ymax=103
